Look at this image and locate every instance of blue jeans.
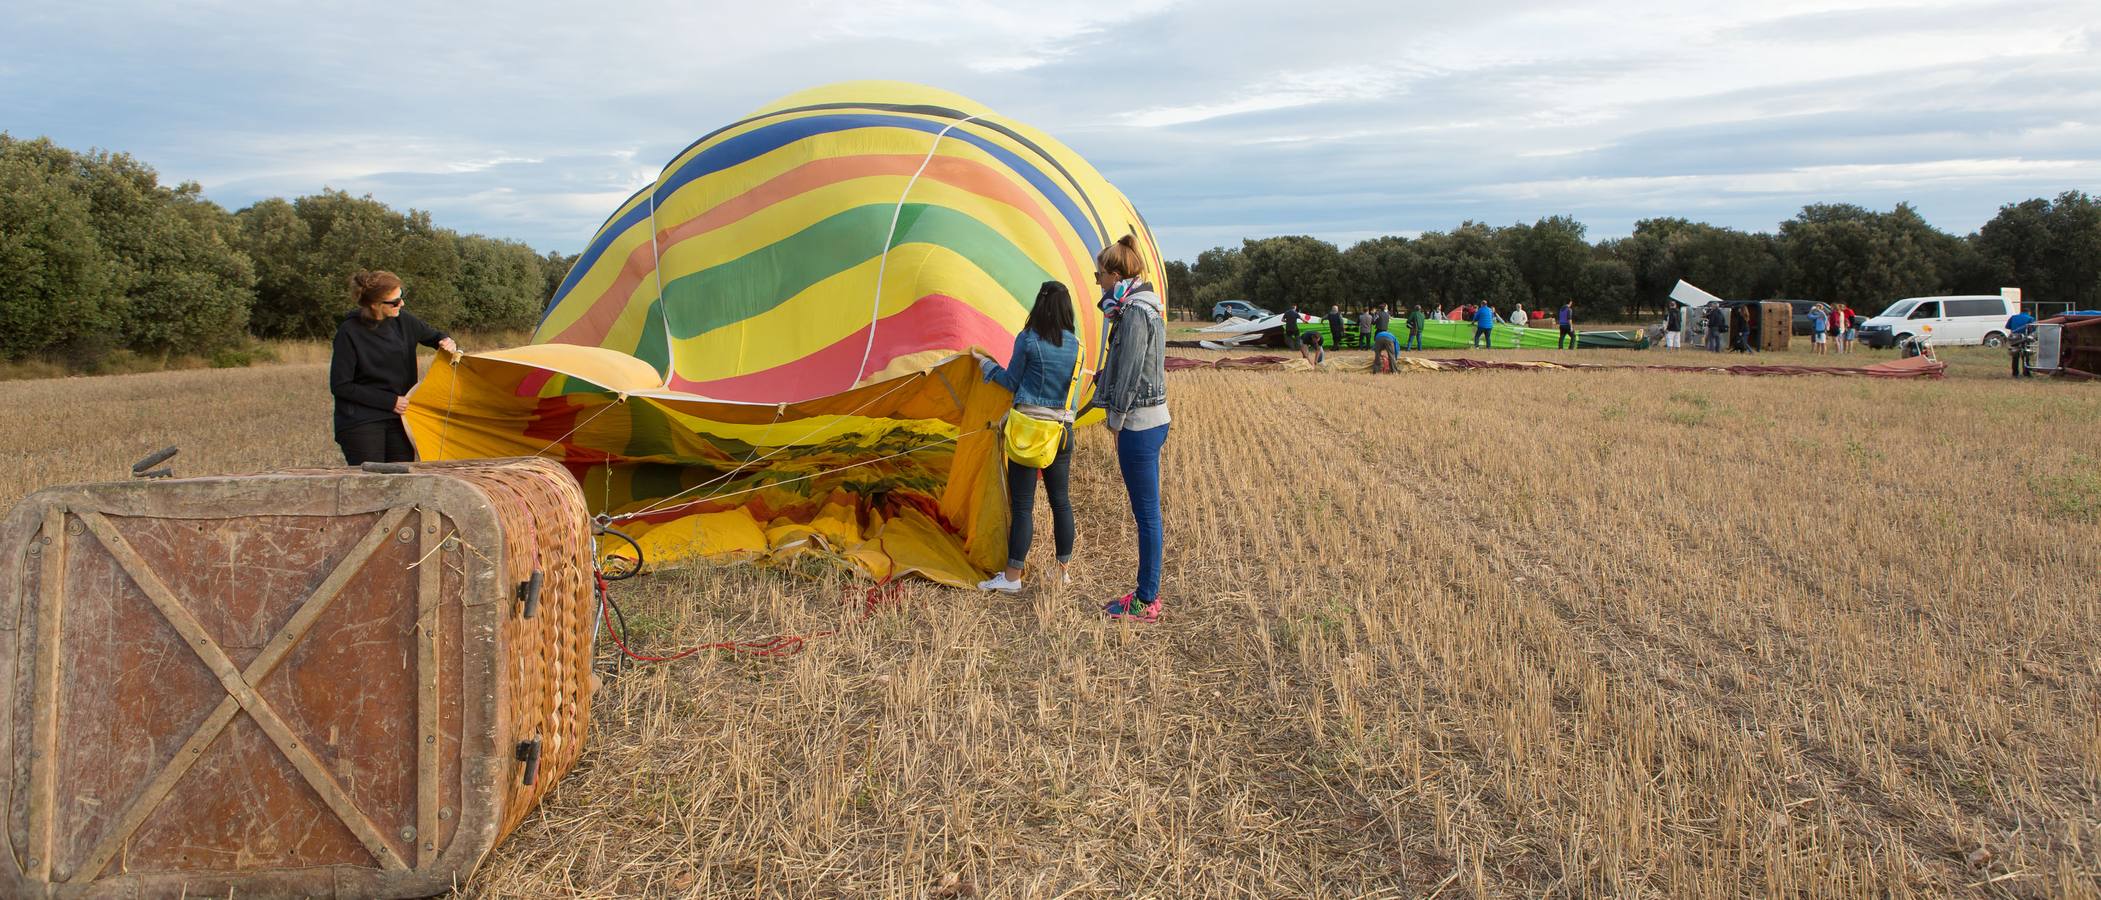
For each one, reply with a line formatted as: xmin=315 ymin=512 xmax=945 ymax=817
xmin=1115 ymin=422 xmax=1169 ymax=602
xmin=1005 ymin=425 xmax=1074 ymax=569
xmin=1404 ymin=330 xmax=1422 ymax=350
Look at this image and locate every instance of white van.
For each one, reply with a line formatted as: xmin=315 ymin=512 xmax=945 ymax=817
xmin=1857 ymin=295 xmax=2017 ymax=349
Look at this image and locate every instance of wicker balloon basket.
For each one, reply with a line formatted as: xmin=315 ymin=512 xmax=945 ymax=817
xmin=0 ymin=457 xmax=595 ymax=899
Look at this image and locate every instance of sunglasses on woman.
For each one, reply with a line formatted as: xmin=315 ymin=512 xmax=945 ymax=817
xmin=379 ymin=298 xmax=404 ymax=308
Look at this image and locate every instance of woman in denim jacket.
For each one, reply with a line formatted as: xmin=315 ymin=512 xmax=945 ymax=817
xmin=976 ymin=281 xmax=1083 ymax=593
xmin=1091 ymin=236 xmax=1170 ymax=622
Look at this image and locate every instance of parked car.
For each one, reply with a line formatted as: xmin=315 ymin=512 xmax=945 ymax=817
xmin=1211 ymin=300 xmax=1272 ymax=322
xmin=1856 ymin=295 xmax=2018 ymax=348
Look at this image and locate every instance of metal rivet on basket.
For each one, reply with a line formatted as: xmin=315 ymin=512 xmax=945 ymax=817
xmin=439 ymin=807 xmax=452 ymax=821
xmin=65 ymin=522 xmax=82 ymax=536
xmin=400 ymin=827 xmax=416 ymax=841
xmin=398 ymin=528 xmax=414 ymax=543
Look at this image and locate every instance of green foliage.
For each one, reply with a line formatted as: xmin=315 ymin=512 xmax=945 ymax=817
xmin=0 ymin=138 xmax=122 ymax=361
xmin=0 ymin=134 xmax=577 ymax=369
xmin=1977 ymin=191 xmax=2101 ymax=311
xmin=0 ymin=135 xmax=253 ymax=362
xmin=1241 ymin=236 xmax=1348 ymax=313
xmin=1170 ymin=193 xmax=2101 ymax=321
xmin=1779 ymin=203 xmax=1945 ymax=314
xmin=456 ymin=234 xmax=549 ymax=331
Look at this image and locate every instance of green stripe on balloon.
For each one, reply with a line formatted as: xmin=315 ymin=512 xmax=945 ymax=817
xmin=660 ymin=203 xmax=1051 ymax=340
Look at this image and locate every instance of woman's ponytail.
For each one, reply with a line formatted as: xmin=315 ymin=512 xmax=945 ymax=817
xmin=1096 ymin=234 xmax=1146 ymax=281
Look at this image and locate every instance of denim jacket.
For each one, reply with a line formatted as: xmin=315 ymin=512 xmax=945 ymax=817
xmin=1093 ymin=286 xmax=1167 ymax=423
xmin=985 ymin=328 xmax=1082 ymax=409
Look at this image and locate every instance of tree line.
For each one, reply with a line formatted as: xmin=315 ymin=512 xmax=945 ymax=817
xmin=0 ymin=134 xmax=577 ymax=365
xmin=1166 ymin=195 xmax=2101 ymax=321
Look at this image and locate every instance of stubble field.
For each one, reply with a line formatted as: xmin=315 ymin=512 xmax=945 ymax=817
xmin=1 ymin=343 xmax=2096 ymax=897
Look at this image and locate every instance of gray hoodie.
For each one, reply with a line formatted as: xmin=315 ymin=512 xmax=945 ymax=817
xmin=1093 ymin=284 xmax=1169 ymax=431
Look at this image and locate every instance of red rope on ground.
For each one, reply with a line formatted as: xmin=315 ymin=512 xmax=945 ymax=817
xmin=596 ymin=571 xmax=907 ymax=662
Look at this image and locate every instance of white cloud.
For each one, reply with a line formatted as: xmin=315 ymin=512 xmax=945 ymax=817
xmin=2 ymin=0 xmax=2096 ymax=258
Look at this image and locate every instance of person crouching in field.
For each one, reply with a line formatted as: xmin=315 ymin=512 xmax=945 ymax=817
xmin=330 ymin=270 xmax=457 ymax=465
xmin=1093 ymin=236 xmax=1170 ymax=622
xmin=976 ymin=282 xmax=1083 ymax=594
xmin=1373 ymin=327 xmax=1400 ymax=373
xmin=1298 ymin=331 xmax=1325 ymax=364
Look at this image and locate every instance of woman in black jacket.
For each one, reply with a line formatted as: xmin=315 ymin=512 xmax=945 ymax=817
xmin=330 ymin=270 xmax=458 ymax=465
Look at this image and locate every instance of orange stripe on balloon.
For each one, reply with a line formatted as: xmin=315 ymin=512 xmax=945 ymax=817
xmin=549 ymin=152 xmax=1088 ymax=348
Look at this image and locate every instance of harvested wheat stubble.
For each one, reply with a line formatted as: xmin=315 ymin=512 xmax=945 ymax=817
xmin=1 ymin=352 xmax=2097 ymax=897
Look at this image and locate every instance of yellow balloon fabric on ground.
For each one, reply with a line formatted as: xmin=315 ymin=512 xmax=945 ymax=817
xmin=408 ymin=82 xmax=1163 ymax=586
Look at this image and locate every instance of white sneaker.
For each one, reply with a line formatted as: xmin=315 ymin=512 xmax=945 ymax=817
xmin=978 ymin=572 xmax=1023 ymax=593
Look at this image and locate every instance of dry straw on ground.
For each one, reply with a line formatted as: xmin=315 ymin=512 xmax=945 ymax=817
xmin=1 ymin=345 xmax=2095 ymax=897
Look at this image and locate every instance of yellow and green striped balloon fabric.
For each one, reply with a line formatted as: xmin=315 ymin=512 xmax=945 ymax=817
xmin=412 ymin=82 xmax=1163 ymax=586
xmin=533 ymin=80 xmax=1165 ymax=402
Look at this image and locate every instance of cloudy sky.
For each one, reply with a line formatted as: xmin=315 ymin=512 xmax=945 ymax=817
xmin=4 ymin=1 xmax=2096 ymax=260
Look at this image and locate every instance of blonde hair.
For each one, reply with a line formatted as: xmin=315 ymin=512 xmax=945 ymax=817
xmin=1096 ymin=234 xmax=1146 ymax=280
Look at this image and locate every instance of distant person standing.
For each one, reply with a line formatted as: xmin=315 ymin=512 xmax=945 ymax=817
xmin=1327 ymin=305 xmax=1349 ymax=351
xmin=1703 ymin=305 xmax=1726 ymax=352
xmin=330 ymin=270 xmax=459 ymax=465
xmin=1405 ymin=304 xmax=1426 ymax=350
xmin=1356 ymin=308 xmax=1375 ymax=348
xmin=1473 ymin=303 xmax=1497 ymax=348
xmin=2006 ymin=308 xmax=2038 ymax=378
xmin=1375 ymin=303 xmax=1392 ymax=340
xmin=1835 ymin=304 xmax=1856 ymax=353
xmin=1556 ymin=301 xmax=1577 ymax=349
xmin=1283 ymin=303 xmax=1301 ymax=346
xmin=1664 ymin=303 xmax=1683 ymax=349
xmin=1507 ymin=303 xmax=1528 ymax=348
xmin=1809 ymin=304 xmax=1830 ymax=355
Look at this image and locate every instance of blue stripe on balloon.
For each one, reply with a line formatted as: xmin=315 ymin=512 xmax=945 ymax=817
xmin=538 ymin=186 xmax=655 ymax=325
xmin=653 ymin=113 xmax=1101 ymax=260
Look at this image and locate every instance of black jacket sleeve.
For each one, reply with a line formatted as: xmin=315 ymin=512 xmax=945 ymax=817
xmin=330 ymin=327 xmax=402 ymax=412
xmin=403 ymin=312 xmax=449 ymax=350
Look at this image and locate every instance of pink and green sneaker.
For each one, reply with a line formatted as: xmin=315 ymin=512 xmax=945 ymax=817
xmin=1102 ymin=592 xmax=1161 ymax=622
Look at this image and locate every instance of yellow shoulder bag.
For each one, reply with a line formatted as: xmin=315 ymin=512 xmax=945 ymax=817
xmin=1001 ymin=338 xmax=1084 ymax=468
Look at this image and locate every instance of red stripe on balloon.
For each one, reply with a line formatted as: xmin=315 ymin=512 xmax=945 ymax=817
xmin=665 ymin=294 xmax=1011 ymax=403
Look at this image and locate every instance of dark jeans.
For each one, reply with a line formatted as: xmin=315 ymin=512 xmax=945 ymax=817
xmin=1006 ymin=425 xmax=1075 ymax=569
xmin=1404 ymin=329 xmax=1422 ymax=350
xmin=1474 ymin=326 xmax=1492 ymax=347
xmin=337 ymin=418 xmax=414 ymax=465
xmin=1704 ymin=332 xmax=1722 ymax=352
xmin=1115 ymin=422 xmax=1169 ymax=603
xmin=1558 ymin=323 xmax=1576 ymax=348
xmin=2011 ymin=351 xmax=2031 ymax=378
